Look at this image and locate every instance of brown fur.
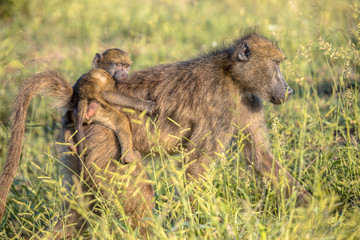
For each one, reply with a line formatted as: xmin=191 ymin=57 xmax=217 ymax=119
xmin=62 ymin=33 xmax=308 ymax=236
xmin=0 ymin=50 xmax=152 ymax=222
xmin=68 ymin=49 xmax=153 ymax=164
xmin=94 ymin=48 xmax=133 ymax=83
xmin=1 ymin=34 xmax=310 ymax=237
xmin=70 ymin=69 xmax=146 ymax=164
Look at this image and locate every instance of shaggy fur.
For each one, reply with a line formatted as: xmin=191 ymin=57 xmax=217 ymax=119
xmin=1 ymin=33 xmax=308 ymax=238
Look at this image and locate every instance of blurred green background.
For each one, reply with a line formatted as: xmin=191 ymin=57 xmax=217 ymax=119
xmin=0 ymin=0 xmax=359 ymax=239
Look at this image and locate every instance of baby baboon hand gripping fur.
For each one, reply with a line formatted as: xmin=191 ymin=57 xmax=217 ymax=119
xmin=69 ymin=48 xmax=154 ymax=164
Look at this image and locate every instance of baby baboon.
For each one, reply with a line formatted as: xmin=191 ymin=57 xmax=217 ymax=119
xmin=93 ymin=48 xmax=132 ymax=82
xmin=69 ymin=48 xmax=153 ymax=164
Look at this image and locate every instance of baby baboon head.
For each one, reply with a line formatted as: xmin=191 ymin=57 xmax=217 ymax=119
xmin=92 ymin=48 xmax=133 ymax=83
xmin=230 ymin=34 xmax=293 ymax=104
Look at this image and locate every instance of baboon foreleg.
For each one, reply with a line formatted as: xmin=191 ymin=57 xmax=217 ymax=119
xmin=103 ymin=91 xmax=154 ymax=114
xmin=242 ymin=118 xmax=310 ymax=203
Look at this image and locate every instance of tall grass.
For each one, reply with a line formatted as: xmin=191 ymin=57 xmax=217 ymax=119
xmin=0 ymin=0 xmax=359 ymax=239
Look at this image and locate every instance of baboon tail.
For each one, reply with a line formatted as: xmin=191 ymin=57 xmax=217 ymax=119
xmin=0 ymin=69 xmax=73 ymax=220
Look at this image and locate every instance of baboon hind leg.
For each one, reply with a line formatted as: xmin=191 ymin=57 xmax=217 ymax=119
xmin=182 ymin=130 xmax=222 ymax=208
xmin=75 ymin=100 xmax=88 ymax=156
xmin=122 ymin=161 xmax=154 ymax=239
xmin=88 ymin=161 xmax=154 ymax=239
xmin=82 ymin=125 xmax=154 ymax=239
xmin=51 ymin=151 xmax=88 ymax=239
xmin=90 ymin=102 xmax=140 ymax=164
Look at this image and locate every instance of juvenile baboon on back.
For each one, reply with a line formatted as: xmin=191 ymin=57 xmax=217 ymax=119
xmin=69 ymin=48 xmax=153 ymax=164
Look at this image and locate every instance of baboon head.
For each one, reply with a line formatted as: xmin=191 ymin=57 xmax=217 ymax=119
xmin=230 ymin=34 xmax=293 ymax=105
xmin=92 ymin=48 xmax=133 ymax=82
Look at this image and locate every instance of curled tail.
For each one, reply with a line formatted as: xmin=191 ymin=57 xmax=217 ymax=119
xmin=0 ymin=69 xmax=73 ymax=220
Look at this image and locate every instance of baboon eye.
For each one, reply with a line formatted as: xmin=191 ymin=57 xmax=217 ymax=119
xmin=274 ymin=57 xmax=286 ymax=65
xmin=244 ymin=46 xmax=250 ymax=58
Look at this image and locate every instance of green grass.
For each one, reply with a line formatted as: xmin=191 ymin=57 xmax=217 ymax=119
xmin=0 ymin=0 xmax=359 ymax=239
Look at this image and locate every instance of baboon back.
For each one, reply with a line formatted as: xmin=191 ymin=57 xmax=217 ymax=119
xmin=116 ymin=60 xmax=238 ymax=154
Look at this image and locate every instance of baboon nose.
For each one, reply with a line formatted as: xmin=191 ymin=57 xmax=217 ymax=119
xmin=287 ymin=88 xmax=293 ymax=96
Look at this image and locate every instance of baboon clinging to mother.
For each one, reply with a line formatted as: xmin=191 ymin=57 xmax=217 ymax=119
xmin=69 ymin=48 xmax=153 ymax=164
xmin=0 ymin=33 xmax=309 ymax=238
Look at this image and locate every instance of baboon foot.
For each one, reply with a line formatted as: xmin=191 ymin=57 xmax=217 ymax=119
xmin=85 ymin=100 xmax=100 ymax=121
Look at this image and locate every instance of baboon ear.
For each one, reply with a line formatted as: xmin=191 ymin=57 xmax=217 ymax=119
xmin=92 ymin=53 xmax=101 ymax=69
xmin=238 ymin=42 xmax=250 ymax=62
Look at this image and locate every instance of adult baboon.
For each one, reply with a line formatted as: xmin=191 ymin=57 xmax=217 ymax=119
xmin=1 ymin=33 xmax=310 ymax=237
xmin=62 ymin=33 xmax=309 ymax=236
